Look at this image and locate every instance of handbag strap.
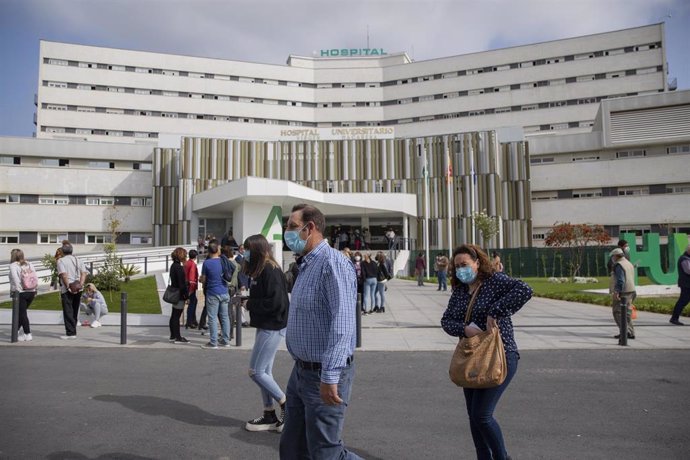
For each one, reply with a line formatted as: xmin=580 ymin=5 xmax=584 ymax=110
xmin=463 ymin=281 xmax=483 ymax=324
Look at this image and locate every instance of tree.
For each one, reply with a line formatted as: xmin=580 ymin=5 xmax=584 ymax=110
xmin=472 ymin=209 xmax=500 ymax=249
xmin=91 ymin=206 xmax=125 ymax=296
xmin=544 ymin=222 xmax=610 ymax=278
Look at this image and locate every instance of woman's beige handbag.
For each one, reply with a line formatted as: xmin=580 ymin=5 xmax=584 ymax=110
xmin=449 ymin=284 xmax=507 ymax=389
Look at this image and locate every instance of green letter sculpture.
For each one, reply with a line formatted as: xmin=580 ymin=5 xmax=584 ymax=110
xmin=621 ymin=232 xmax=689 ymax=285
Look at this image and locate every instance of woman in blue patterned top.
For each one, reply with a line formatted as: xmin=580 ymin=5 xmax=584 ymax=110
xmin=441 ymin=244 xmax=533 ymax=460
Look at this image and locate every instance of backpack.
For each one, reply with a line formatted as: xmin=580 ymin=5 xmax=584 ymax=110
xmin=20 ymin=264 xmax=39 ymax=290
xmin=220 ymin=254 xmax=239 ymax=292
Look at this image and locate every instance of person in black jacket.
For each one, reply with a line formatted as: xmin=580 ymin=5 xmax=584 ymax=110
xmin=168 ymin=247 xmax=189 ymax=344
xmin=242 ymin=234 xmax=290 ymax=433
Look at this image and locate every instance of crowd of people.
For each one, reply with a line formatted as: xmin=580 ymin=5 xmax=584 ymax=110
xmin=8 ymin=212 xmax=690 ymax=460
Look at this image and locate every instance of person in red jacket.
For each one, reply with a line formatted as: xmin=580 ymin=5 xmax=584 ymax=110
xmin=184 ymin=249 xmax=199 ymax=329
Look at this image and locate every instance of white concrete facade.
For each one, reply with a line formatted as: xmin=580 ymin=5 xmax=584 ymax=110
xmin=36 ymin=24 xmax=665 ymax=143
xmin=529 ymin=90 xmax=690 ymax=245
xmin=0 ymin=136 xmax=154 ymax=258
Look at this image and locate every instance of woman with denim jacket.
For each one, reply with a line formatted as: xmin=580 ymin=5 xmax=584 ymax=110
xmin=441 ymin=244 xmax=532 ymax=460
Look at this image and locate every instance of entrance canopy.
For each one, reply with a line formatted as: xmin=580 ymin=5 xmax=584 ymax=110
xmin=192 ymin=176 xmax=417 ymax=218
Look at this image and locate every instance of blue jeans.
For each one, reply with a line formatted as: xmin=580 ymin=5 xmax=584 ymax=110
xmin=363 ymin=277 xmax=377 ymax=311
xmin=249 ymin=328 xmax=286 ymax=408
xmin=279 ymin=362 xmax=361 ymax=460
xmin=463 ymin=351 xmax=518 ymax=460
xmin=186 ymin=291 xmax=198 ymax=325
xmin=205 ymin=293 xmax=230 ymax=346
xmin=375 ymin=282 xmax=386 ymax=308
xmin=437 ymin=271 xmax=447 ymax=291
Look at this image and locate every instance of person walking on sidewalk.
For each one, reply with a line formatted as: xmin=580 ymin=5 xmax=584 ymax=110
xmin=242 ymin=234 xmax=290 ymax=433
xmin=57 ymin=242 xmax=88 ymax=340
xmin=435 ymin=253 xmax=450 ymax=291
xmin=669 ymin=244 xmax=690 ymax=325
xmin=361 ymin=253 xmax=378 ymax=314
xmin=199 ymin=240 xmax=231 ymax=349
xmin=279 ymin=204 xmax=361 ymax=460
xmin=168 ymin=247 xmax=189 ymax=344
xmin=441 ymin=244 xmax=533 ymax=460
xmin=415 ymin=252 xmax=426 ymax=286
xmin=8 ymin=249 xmax=37 ymax=341
xmin=184 ymin=249 xmax=199 ymax=329
xmin=610 ymin=247 xmax=637 ymax=340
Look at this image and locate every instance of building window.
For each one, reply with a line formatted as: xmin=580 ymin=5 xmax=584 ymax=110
xmin=39 ymin=233 xmax=68 ymax=244
xmin=133 ymin=162 xmax=153 ymax=171
xmin=48 ymin=59 xmax=68 ymax=66
xmin=572 ymin=155 xmax=600 ymax=162
xmin=86 ymin=197 xmax=115 ymax=206
xmin=131 ymin=197 xmax=152 ymax=206
xmin=0 ymin=156 xmax=21 ymax=165
xmin=40 ymin=158 xmax=69 ymax=167
xmin=530 ymin=157 xmax=555 ymax=165
xmin=667 ymin=145 xmax=690 ymax=155
xmin=130 ymin=234 xmax=152 ymax=245
xmin=39 ymin=196 xmax=69 ymax=205
xmin=615 ymin=150 xmax=645 ymax=158
xmin=618 ymin=187 xmax=649 ymax=196
xmin=572 ymin=190 xmax=602 ymax=198
xmin=47 ymin=81 xmax=68 ymax=88
xmin=532 ymin=233 xmax=546 ymax=240
xmin=0 ymin=233 xmax=19 ymax=244
xmin=46 ymin=127 xmax=66 ymax=134
xmin=77 ymin=106 xmax=95 ymax=112
xmin=47 ymin=104 xmax=68 ymax=111
xmin=86 ymin=234 xmax=113 ymax=244
xmin=0 ymin=194 xmax=20 ymax=203
xmin=134 ymin=89 xmax=151 ymax=95
xmin=668 ymin=184 xmax=690 ymax=194
xmin=88 ymin=161 xmax=115 ymax=169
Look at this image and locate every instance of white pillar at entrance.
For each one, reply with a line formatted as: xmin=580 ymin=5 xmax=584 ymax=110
xmin=233 ymin=202 xmax=284 ymax=268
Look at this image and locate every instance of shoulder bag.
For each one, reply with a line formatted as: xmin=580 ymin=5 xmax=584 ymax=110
xmin=68 ymin=256 xmax=83 ymax=294
xmin=162 ymin=276 xmax=180 ymax=304
xmin=449 ymin=282 xmax=507 ymax=389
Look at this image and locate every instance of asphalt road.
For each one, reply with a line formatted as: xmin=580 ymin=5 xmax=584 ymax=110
xmin=1 ymin=348 xmax=688 ymax=459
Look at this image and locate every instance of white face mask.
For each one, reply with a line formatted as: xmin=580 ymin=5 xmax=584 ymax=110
xmin=354 ymin=256 xmax=361 ymax=261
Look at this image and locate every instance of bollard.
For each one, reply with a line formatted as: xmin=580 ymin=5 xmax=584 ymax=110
xmin=235 ymin=298 xmax=242 ymax=346
xmin=356 ymin=292 xmax=362 ymax=348
xmin=89 ymin=261 xmax=94 ymax=275
xmin=120 ymin=292 xmax=128 ymax=345
xmin=11 ymin=291 xmax=19 ymax=343
xmin=144 ymin=257 xmax=148 ymax=275
xmin=165 ymin=255 xmax=169 ymax=271
xmin=619 ymin=295 xmax=628 ymax=346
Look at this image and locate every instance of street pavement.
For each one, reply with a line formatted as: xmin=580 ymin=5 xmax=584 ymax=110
xmin=2 ymin=278 xmax=690 ymax=459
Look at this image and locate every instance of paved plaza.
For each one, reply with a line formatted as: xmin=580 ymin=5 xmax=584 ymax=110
xmin=1 ymin=279 xmax=689 ymax=459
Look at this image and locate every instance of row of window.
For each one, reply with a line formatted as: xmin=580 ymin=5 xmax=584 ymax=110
xmin=0 ymin=195 xmax=152 ymax=206
xmin=533 ymin=224 xmax=690 ymax=240
xmin=530 ymin=144 xmax=690 ymax=165
xmin=43 ymin=40 xmax=661 ymax=90
xmin=0 ymin=233 xmax=152 ymax=245
xmin=42 ymin=64 xmax=661 ymax=114
xmin=0 ymin=155 xmax=152 ymax=170
xmin=532 ymin=183 xmax=690 ymax=201
xmin=40 ymin=89 xmax=647 ymax=136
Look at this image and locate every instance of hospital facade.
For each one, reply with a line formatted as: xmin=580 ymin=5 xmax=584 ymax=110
xmin=2 ymin=23 xmax=688 ymax=260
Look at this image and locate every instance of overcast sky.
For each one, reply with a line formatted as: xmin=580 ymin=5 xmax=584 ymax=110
xmin=1 ymin=0 xmax=688 ymax=137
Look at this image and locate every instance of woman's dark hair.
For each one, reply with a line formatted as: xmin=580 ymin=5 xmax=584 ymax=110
xmin=61 ymin=243 xmax=73 ymax=255
xmin=449 ymin=244 xmax=495 ymax=289
xmin=171 ymin=247 xmax=187 ymax=263
xmin=188 ymin=249 xmax=198 ymax=259
xmin=243 ymin=234 xmax=278 ymax=279
xmin=207 ymin=239 xmax=220 ymax=255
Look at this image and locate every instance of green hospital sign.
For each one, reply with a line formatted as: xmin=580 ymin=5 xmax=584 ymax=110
xmin=320 ymin=48 xmax=387 ymax=57
xmin=620 ymin=232 xmax=690 ymax=284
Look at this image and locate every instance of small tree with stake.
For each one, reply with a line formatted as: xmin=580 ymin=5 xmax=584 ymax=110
xmin=91 ymin=206 xmax=125 ymax=299
xmin=544 ymin=222 xmax=610 ymax=278
xmin=472 ymin=209 xmax=500 ymax=250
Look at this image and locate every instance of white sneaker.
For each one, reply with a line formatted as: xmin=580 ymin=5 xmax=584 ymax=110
xmin=91 ymin=320 xmax=101 ymax=328
xmin=24 ymin=333 xmax=33 ymax=341
xmin=60 ymin=335 xmax=77 ymax=340
xmin=18 ymin=332 xmax=26 ymax=342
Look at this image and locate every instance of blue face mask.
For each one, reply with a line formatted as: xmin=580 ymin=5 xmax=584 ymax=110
xmin=243 ymin=250 xmax=250 ymax=263
xmin=284 ymin=224 xmax=308 ymax=255
xmin=456 ymin=266 xmax=477 ymax=284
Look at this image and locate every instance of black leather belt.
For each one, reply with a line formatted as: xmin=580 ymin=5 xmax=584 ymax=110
xmin=295 ymin=356 xmax=353 ymax=371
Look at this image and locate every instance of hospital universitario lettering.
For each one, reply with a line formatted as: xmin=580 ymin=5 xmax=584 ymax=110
xmin=279 ymin=127 xmax=395 ymax=140
xmin=319 ymin=48 xmax=387 ymax=57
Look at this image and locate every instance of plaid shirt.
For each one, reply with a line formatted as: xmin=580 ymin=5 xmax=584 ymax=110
xmin=286 ymin=239 xmax=357 ymax=384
